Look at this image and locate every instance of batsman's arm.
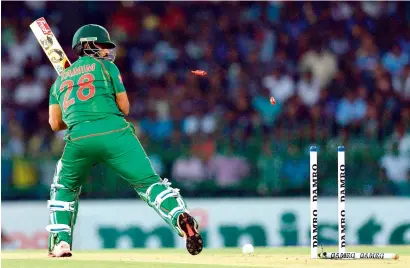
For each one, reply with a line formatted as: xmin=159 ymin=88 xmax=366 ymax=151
xmin=48 ymin=83 xmax=67 ymax=131
xmin=116 ymin=92 xmax=130 ymax=116
xmin=49 ymin=104 xmax=67 ymax=132
xmin=105 ymin=61 xmax=129 ymax=115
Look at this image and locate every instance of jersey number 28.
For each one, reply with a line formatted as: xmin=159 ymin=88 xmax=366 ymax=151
xmin=59 ymin=73 xmax=95 ymax=111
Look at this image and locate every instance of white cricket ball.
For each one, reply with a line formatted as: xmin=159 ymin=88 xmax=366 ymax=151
xmin=242 ymin=244 xmax=254 ymax=254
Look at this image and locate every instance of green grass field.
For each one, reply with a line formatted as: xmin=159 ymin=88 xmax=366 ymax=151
xmin=2 ymin=246 xmax=410 ymax=268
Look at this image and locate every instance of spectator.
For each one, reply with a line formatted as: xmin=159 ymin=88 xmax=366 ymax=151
xmin=269 ymin=49 xmax=295 ymax=74
xmin=259 ymin=27 xmax=276 ymax=63
xmin=110 ymin=5 xmax=139 ymax=41
xmin=139 ymin=109 xmax=173 ymax=141
xmin=361 ymin=102 xmax=379 ymax=140
xmin=282 ymin=144 xmax=309 ymax=194
xmin=299 ymin=43 xmax=338 ymax=88
xmin=398 ymin=28 xmax=410 ymax=53
xmin=392 ymin=64 xmax=410 ymax=101
xmin=284 ymin=8 xmax=308 ymax=41
xmin=6 ymin=120 xmax=25 ymax=157
xmin=207 ymin=145 xmax=250 ymax=188
xmin=361 ymin=1 xmax=384 ymax=19
xmin=8 ymin=32 xmax=41 ymax=66
xmin=183 ymin=109 xmax=217 ymax=136
xmin=252 ymin=86 xmax=283 ymax=127
xmin=14 ymin=67 xmax=46 ymax=109
xmin=380 ymin=143 xmax=410 ymax=184
xmin=310 ymin=104 xmax=332 ymax=142
xmin=12 ymin=157 xmax=38 ymax=191
xmin=172 ymin=151 xmax=208 ymax=190
xmin=329 ymin=26 xmax=351 ymax=56
xmin=327 ymin=71 xmax=349 ymax=100
xmin=132 ymin=49 xmax=168 ymax=79
xmin=391 ymin=124 xmax=410 ymax=157
xmin=148 ymin=154 xmax=165 ymax=177
xmin=1 ymin=53 xmax=21 ymax=80
xmin=297 ymin=71 xmax=322 ymax=107
xmin=382 ymin=44 xmax=409 ymax=76
xmin=355 ymin=35 xmax=379 ymax=73
xmin=336 ymin=89 xmax=367 ymax=127
xmin=330 ymin=2 xmax=353 ymax=21
xmin=372 ymin=168 xmax=399 ymax=195
xmin=266 ymin=1 xmax=283 ymax=23
xmin=262 ymin=68 xmax=295 ymax=104
xmin=160 ymin=5 xmax=186 ymax=32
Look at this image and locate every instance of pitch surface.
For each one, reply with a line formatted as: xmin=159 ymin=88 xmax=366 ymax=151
xmin=2 ymin=246 xmax=409 ymax=268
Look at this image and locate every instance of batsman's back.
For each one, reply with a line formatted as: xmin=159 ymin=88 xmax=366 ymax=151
xmin=50 ymin=56 xmax=124 ymax=129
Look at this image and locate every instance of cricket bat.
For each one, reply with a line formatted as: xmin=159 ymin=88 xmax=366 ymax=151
xmin=30 ymin=17 xmax=71 ymax=75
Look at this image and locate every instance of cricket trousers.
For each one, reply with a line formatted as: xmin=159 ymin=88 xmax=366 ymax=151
xmin=47 ymin=115 xmax=188 ymax=251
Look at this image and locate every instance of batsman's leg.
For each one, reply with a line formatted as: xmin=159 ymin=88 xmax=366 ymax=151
xmin=47 ymin=141 xmax=93 ymax=257
xmin=103 ymin=123 xmax=203 ymax=255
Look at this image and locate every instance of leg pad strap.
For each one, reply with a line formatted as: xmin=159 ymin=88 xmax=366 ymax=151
xmin=46 ymin=224 xmax=71 ymax=233
xmin=48 ymin=200 xmax=75 ymax=212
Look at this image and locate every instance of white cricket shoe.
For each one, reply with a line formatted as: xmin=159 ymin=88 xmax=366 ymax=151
xmin=49 ymin=241 xmax=72 ymax=257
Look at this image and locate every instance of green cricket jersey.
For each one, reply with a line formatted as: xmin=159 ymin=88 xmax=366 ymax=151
xmin=49 ymin=56 xmax=125 ymax=128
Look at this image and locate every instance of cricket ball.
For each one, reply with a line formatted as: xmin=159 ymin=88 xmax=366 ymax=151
xmin=242 ymin=244 xmax=254 ymax=254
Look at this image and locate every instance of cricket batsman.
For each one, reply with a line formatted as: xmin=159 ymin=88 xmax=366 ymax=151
xmin=46 ymin=24 xmax=203 ymax=257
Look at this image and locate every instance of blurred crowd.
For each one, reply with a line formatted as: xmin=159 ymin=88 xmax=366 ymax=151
xmin=2 ymin=1 xmax=410 ymax=200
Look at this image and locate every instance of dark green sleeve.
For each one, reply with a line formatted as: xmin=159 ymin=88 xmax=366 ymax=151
xmin=49 ymin=82 xmax=59 ymax=105
xmin=106 ymin=61 xmax=126 ymax=94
